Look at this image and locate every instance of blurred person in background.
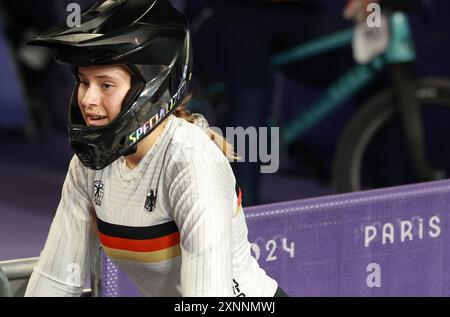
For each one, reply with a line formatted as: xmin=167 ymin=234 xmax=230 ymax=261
xmin=0 ymin=0 xmax=96 ymax=135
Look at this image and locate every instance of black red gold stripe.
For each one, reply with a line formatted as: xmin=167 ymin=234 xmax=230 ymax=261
xmin=235 ymin=184 xmax=242 ymax=208
xmin=97 ymin=217 xmax=181 ymax=263
xmin=101 ymin=245 xmax=181 ymax=263
xmin=98 ymin=231 xmax=180 ymax=252
xmin=97 ymin=217 xmax=178 ymax=240
xmin=235 ymin=184 xmax=243 ymax=217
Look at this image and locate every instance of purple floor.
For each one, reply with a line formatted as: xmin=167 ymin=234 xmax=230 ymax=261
xmin=0 ymin=133 xmax=71 ymax=261
xmin=0 ymin=203 xmax=53 ymax=260
xmin=0 ymin=133 xmax=335 ymax=261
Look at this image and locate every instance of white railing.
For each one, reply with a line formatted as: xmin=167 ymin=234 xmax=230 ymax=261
xmin=0 ymin=257 xmax=95 ymax=297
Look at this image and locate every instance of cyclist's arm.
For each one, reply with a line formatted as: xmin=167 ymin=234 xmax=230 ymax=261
xmin=25 ymin=156 xmax=97 ymax=297
xmin=167 ymin=144 xmax=235 ymax=296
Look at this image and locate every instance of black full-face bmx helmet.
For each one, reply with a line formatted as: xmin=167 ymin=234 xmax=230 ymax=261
xmin=29 ymin=0 xmax=193 ymax=170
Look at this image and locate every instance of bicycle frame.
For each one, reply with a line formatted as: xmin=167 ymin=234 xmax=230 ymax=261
xmin=274 ymin=12 xmax=416 ymax=147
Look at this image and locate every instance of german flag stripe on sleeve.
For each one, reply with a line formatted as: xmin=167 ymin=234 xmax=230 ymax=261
xmin=234 ymin=183 xmax=243 ymax=217
xmin=235 ymin=183 xmax=242 ymax=208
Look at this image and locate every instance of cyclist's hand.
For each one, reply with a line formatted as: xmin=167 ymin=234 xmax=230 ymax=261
xmin=343 ymin=0 xmax=380 ymax=22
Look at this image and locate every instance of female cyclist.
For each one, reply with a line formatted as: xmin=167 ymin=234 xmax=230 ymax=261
xmin=24 ymin=0 xmax=286 ymax=297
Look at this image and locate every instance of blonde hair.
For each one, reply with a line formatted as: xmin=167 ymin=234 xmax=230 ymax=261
xmin=173 ymin=94 xmax=239 ymax=161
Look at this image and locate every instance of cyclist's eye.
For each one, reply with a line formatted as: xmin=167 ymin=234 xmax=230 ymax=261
xmin=102 ymin=83 xmax=115 ymax=89
xmin=80 ymin=81 xmax=89 ymax=87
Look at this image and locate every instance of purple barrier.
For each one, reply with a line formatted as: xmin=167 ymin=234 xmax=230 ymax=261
xmin=100 ymin=180 xmax=450 ymax=296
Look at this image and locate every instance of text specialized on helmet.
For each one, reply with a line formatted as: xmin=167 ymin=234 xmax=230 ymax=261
xmin=128 ymin=78 xmax=187 ymax=144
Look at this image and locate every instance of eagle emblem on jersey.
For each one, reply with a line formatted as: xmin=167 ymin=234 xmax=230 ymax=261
xmin=94 ymin=180 xmax=104 ymax=206
xmin=144 ymin=189 xmax=157 ymax=213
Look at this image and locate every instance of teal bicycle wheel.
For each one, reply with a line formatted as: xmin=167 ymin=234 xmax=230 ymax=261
xmin=333 ymin=78 xmax=450 ymax=192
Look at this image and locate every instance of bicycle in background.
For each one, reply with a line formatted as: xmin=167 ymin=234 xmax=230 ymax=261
xmin=265 ymin=2 xmax=450 ymax=193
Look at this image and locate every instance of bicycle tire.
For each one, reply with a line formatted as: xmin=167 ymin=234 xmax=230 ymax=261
xmin=333 ymin=78 xmax=450 ymax=193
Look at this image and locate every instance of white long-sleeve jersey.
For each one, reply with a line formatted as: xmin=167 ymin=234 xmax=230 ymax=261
xmin=25 ymin=115 xmax=278 ymax=297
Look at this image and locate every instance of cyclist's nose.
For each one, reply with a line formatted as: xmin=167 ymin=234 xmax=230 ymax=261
xmin=80 ymin=86 xmax=102 ymax=109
